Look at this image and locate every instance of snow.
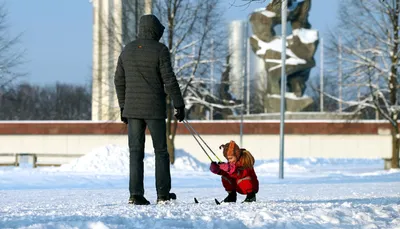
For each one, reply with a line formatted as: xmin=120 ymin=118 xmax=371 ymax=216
xmin=268 ymin=92 xmax=311 ymax=100
xmin=251 ymin=35 xmax=307 ymax=72
xmin=254 ymin=0 xmax=306 ymax=17
xmin=261 ymin=10 xmax=276 ymax=18
xmin=59 ymin=145 xmax=206 ymax=175
xmin=292 ymin=28 xmax=319 ymax=44
xmin=266 ymin=57 xmax=306 ymax=71
xmin=1 ymin=144 xmax=400 ymax=229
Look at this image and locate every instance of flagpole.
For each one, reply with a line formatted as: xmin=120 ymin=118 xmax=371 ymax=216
xmin=279 ymin=0 xmax=288 ymax=179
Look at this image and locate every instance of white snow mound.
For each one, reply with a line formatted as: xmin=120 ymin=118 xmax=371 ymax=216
xmin=60 ymin=144 xmax=208 ymax=175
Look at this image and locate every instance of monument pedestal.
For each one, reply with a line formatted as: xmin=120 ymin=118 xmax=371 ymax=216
xmin=228 ymin=93 xmax=360 ymax=120
xmin=229 ymin=111 xmax=360 ymax=120
xmin=264 ymin=94 xmax=314 ymax=113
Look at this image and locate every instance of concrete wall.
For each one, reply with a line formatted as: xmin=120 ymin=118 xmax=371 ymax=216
xmin=0 ymin=121 xmax=393 ymax=165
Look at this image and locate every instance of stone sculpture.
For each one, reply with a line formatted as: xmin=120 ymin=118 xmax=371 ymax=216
xmin=249 ymin=0 xmax=318 ymax=112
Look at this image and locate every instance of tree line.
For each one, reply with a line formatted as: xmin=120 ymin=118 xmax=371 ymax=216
xmin=0 ymin=82 xmax=91 ymax=120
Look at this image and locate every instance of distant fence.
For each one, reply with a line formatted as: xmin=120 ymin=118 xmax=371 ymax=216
xmin=0 ymin=120 xmax=394 ymax=168
xmin=0 ymin=153 xmax=85 ymax=167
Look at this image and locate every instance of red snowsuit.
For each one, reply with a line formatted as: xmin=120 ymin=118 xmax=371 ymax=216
xmin=218 ymin=163 xmax=259 ymax=195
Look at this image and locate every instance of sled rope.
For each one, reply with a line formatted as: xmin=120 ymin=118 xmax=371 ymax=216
xmin=182 ymin=119 xmax=222 ymax=162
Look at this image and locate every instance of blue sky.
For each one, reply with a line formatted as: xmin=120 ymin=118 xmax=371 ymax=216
xmin=5 ymin=0 xmax=339 ymax=86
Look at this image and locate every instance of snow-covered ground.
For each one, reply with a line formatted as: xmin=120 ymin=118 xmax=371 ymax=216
xmin=1 ymin=144 xmax=400 ymax=229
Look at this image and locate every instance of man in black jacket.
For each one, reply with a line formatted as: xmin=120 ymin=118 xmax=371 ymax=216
xmin=114 ymin=14 xmax=185 ymax=205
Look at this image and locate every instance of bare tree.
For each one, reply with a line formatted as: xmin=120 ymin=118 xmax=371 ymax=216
xmin=307 ymin=71 xmax=340 ymax=112
xmin=0 ymin=82 xmax=91 ymax=120
xmin=0 ymin=2 xmax=25 ymax=92
xmin=324 ymin=0 xmax=400 ymax=168
xmin=153 ymin=0 xmax=226 ymax=163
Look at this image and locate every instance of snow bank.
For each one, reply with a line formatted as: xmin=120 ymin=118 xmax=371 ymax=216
xmin=254 ymin=157 xmax=390 ymax=178
xmin=59 ymin=145 xmax=315 ymax=176
xmin=60 ymin=145 xmax=207 ymax=175
xmin=59 ymin=145 xmax=129 ymax=174
xmin=59 ymin=145 xmax=389 ymax=177
xmin=255 ymin=161 xmax=309 ymax=174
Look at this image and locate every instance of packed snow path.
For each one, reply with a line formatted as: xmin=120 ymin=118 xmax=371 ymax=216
xmin=1 ymin=183 xmax=399 ymax=229
xmin=1 ymin=145 xmax=399 ymax=228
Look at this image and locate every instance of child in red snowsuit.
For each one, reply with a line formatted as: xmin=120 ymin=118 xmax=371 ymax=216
xmin=209 ymin=140 xmax=259 ymax=202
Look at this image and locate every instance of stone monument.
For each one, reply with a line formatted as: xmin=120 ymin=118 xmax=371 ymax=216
xmin=249 ymin=0 xmax=318 ymax=112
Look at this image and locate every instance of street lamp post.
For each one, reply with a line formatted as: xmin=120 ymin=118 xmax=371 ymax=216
xmin=279 ymin=0 xmax=288 ymax=180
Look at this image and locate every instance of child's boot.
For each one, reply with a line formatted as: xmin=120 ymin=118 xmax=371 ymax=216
xmin=243 ymin=192 xmax=256 ymax=203
xmin=223 ymin=191 xmax=237 ymax=203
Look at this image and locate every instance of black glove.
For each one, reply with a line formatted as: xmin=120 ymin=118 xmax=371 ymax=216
xmin=174 ymin=106 xmax=185 ymax=122
xmin=120 ymin=108 xmax=128 ymax=124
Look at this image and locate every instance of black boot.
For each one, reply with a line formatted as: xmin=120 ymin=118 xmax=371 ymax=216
xmin=243 ymin=192 xmax=256 ymax=203
xmin=223 ymin=192 xmax=237 ymax=203
xmin=128 ymin=195 xmax=150 ymax=205
xmin=157 ymin=193 xmax=177 ymax=203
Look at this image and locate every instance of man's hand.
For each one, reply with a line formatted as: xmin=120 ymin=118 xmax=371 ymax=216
xmin=174 ymin=106 xmax=185 ymax=122
xmin=120 ymin=108 xmax=128 ymax=124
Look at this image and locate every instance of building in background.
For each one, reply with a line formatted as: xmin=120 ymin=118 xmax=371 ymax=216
xmin=250 ymin=47 xmax=267 ymax=113
xmin=90 ymin=0 xmax=152 ymax=121
xmin=228 ymin=20 xmax=247 ymax=101
xmin=228 ymin=20 xmax=267 ymax=114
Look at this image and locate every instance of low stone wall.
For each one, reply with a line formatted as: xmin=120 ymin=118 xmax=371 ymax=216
xmin=0 ymin=120 xmax=393 ymax=165
xmin=0 ymin=120 xmax=392 ymax=135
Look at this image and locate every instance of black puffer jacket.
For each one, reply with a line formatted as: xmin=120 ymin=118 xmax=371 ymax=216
xmin=114 ymin=14 xmax=184 ymax=119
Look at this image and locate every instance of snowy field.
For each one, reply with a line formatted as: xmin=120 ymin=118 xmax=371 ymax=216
xmin=1 ymin=145 xmax=400 ymax=229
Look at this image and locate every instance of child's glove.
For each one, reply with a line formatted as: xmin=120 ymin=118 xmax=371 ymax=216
xmin=219 ymin=162 xmax=236 ymax=175
xmin=209 ymin=162 xmax=220 ymax=174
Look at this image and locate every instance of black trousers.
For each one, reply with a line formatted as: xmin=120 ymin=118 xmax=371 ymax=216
xmin=127 ymin=118 xmax=171 ymax=197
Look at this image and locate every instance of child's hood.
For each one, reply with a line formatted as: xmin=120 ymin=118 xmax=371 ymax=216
xmin=220 ymin=140 xmax=241 ymax=159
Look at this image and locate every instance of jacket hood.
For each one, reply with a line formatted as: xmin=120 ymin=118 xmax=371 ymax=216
xmin=220 ymin=140 xmax=242 ymax=159
xmin=138 ymin=14 xmax=165 ymax=41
